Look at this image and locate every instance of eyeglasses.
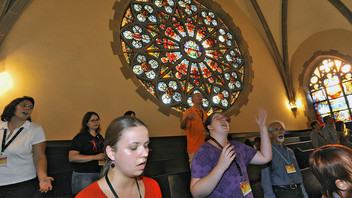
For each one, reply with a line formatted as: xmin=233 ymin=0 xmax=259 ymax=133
xmin=272 ymin=127 xmax=285 ymax=132
xmin=211 ymin=115 xmax=230 ymax=123
xmin=19 ymin=103 xmax=34 ymax=110
xmin=89 ymin=119 xmax=100 ymax=122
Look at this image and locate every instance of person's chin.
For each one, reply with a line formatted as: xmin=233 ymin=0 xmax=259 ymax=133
xmin=277 ymin=139 xmax=284 ymax=143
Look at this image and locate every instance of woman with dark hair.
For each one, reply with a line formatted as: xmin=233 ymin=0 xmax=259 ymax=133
xmin=335 ymin=121 xmax=352 ymax=149
xmin=124 ymin=110 xmax=136 ymax=117
xmin=190 ymin=108 xmax=272 ymax=198
xmin=76 ymin=116 xmax=161 ymax=197
xmin=0 ymin=96 xmax=53 ymax=197
xmin=69 ymin=112 xmax=105 ymax=195
xmin=310 ymin=145 xmax=352 ymax=198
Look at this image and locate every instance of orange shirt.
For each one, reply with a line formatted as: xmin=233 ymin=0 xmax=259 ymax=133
xmin=182 ymin=106 xmax=207 ymax=153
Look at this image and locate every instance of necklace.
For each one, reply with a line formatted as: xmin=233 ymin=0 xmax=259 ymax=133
xmin=105 ymin=174 xmax=142 ymax=198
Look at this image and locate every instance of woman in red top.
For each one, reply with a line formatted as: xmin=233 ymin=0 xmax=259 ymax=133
xmin=76 ymin=116 xmax=161 ymax=198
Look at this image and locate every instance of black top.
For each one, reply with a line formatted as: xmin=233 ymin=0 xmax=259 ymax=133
xmin=69 ymin=131 xmax=104 ymax=173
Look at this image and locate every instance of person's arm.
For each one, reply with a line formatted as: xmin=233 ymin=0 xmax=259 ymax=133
xmin=310 ymin=133 xmax=319 ymax=148
xmin=180 ymin=112 xmax=195 ymax=129
xmin=190 ymin=144 xmax=236 ymax=198
xmin=33 ymin=142 xmax=54 ymax=193
xmin=261 ymin=165 xmax=276 ymax=198
xmin=68 ymin=150 xmax=104 ymax=163
xmin=250 ymin=108 xmax=272 ymax=164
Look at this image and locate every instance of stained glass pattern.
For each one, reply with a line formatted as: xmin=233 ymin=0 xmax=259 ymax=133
xmin=119 ymin=0 xmax=247 ymax=113
xmin=309 ymin=58 xmax=352 ymax=122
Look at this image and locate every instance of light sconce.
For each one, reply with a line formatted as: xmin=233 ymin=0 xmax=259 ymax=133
xmin=289 ymin=102 xmax=297 ymax=111
xmin=0 ymin=71 xmax=13 ymax=95
xmin=288 ymin=100 xmax=300 ymax=117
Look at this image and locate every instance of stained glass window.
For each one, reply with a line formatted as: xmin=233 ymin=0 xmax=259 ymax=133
xmin=309 ymin=58 xmax=352 ymax=122
xmin=114 ymin=0 xmax=251 ymax=114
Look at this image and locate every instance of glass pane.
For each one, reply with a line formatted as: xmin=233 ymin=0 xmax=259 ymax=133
xmin=346 ymin=95 xmax=352 ymax=107
xmin=311 ymin=89 xmax=327 ymax=102
xmin=330 ymin=97 xmax=348 ymax=111
xmin=343 ymin=81 xmax=352 ymax=95
xmin=315 ymin=101 xmax=330 ymax=115
xmin=326 ymin=85 xmax=343 ymax=99
xmin=334 ymin=110 xmax=351 ymax=122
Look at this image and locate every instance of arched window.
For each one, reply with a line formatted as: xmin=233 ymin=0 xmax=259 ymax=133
xmin=309 ymin=58 xmax=352 ymax=122
xmin=111 ymin=0 xmax=252 ymax=116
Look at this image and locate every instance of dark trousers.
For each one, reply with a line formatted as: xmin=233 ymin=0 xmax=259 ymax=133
xmin=273 ymin=185 xmax=305 ymax=198
xmin=0 ymin=178 xmax=41 ymax=198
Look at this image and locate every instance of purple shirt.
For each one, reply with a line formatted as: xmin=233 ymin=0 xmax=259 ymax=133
xmin=191 ymin=141 xmax=258 ymax=198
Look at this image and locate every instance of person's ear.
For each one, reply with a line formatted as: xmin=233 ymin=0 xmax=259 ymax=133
xmin=207 ymin=124 xmax=213 ymax=131
xmin=106 ymin=145 xmax=116 ymax=161
xmin=335 ymin=179 xmax=348 ymax=191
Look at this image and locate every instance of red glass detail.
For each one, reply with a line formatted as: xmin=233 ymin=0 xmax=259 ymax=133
xmin=141 ymin=10 xmax=149 ymax=17
xmin=162 ymin=0 xmax=169 ymax=6
xmin=218 ymin=93 xmax=224 ymax=100
xmin=133 ymin=33 xmax=142 ymax=40
xmin=141 ymin=62 xmax=152 ymax=72
xmin=156 ymin=38 xmax=176 ymax=49
xmin=176 ymin=63 xmax=187 ymax=75
xmin=205 ymin=38 xmax=216 ymax=47
xmin=165 ymin=27 xmax=176 ymax=37
xmin=230 ymin=76 xmax=236 ymax=83
xmin=211 ymin=50 xmax=222 ymax=59
xmin=202 ymin=68 xmax=211 ymax=78
xmin=166 ymin=87 xmax=175 ymax=97
xmin=209 ymin=61 xmax=222 ymax=73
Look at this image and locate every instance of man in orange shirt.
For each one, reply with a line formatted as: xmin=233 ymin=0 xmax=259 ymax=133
xmin=180 ymin=93 xmax=207 ymax=165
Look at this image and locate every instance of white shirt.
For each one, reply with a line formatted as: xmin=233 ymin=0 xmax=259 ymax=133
xmin=0 ymin=120 xmax=46 ymax=185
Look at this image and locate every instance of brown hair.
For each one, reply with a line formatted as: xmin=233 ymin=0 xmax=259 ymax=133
xmin=310 ymin=145 xmax=352 ymax=197
xmin=100 ymin=116 xmax=148 ymax=177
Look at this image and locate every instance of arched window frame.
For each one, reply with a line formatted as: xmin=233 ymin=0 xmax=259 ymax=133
xmin=300 ymin=50 xmax=352 ymax=123
xmin=109 ymin=0 xmax=253 ymax=117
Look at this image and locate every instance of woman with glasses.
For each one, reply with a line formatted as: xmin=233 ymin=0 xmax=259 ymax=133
xmin=0 ymin=96 xmax=53 ymax=197
xmin=190 ymin=108 xmax=272 ymax=198
xmin=69 ymin=112 xmax=105 ymax=195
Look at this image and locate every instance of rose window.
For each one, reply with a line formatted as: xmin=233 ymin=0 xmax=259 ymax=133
xmin=112 ymin=0 xmax=252 ymax=115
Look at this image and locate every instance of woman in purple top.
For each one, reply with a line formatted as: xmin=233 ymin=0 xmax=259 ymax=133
xmin=190 ymin=108 xmax=272 ymax=198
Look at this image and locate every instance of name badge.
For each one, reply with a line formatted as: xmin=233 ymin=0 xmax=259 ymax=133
xmin=0 ymin=155 xmax=7 ymax=167
xmin=98 ymin=160 xmax=105 ymax=166
xmin=240 ymin=180 xmax=252 ymax=196
xmin=285 ymin=164 xmax=296 ymax=173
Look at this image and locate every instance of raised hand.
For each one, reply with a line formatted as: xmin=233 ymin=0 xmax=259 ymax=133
xmin=254 ymin=107 xmax=267 ymax=128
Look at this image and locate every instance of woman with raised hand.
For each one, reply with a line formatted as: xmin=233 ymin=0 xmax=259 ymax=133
xmin=0 ymin=96 xmax=53 ymax=197
xmin=69 ymin=112 xmax=105 ymax=195
xmin=190 ymin=108 xmax=272 ymax=198
xmin=76 ymin=116 xmax=161 ymax=198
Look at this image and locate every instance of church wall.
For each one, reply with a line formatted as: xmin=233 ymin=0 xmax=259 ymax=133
xmin=0 ymin=0 xmax=311 ymax=140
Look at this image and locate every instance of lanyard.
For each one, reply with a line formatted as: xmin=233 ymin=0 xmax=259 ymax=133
xmin=105 ymin=174 xmax=142 ymax=198
xmin=1 ymin=127 xmax=24 ymax=154
xmin=272 ymin=145 xmax=290 ymax=165
xmin=209 ymin=136 xmax=243 ymax=177
xmin=195 ymin=109 xmax=204 ymax=123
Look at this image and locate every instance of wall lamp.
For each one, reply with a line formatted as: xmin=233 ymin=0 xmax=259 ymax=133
xmin=0 ymin=71 xmax=13 ymax=95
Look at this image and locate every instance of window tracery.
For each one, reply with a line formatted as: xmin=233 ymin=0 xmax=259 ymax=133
xmin=112 ymin=0 xmax=252 ymax=115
